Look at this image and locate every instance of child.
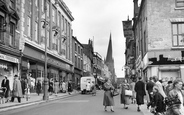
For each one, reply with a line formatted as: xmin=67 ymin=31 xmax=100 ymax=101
xmin=150 ymin=86 xmax=166 ymax=115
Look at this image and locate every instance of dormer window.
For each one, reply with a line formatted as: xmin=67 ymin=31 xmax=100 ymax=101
xmin=176 ymin=0 xmax=184 ymax=8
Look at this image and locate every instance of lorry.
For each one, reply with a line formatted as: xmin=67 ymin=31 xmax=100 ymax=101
xmin=80 ymin=76 xmax=95 ymax=94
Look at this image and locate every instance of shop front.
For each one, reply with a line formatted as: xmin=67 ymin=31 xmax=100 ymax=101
xmin=74 ymin=68 xmax=82 ymax=90
xmin=22 ymin=44 xmax=74 ymax=91
xmin=0 ymin=52 xmax=20 ymax=90
xmin=143 ymin=51 xmax=184 ymax=82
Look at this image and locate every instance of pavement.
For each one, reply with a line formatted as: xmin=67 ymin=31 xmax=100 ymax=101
xmin=0 ymin=90 xmax=79 ymax=112
xmin=0 ymin=90 xmax=153 ymax=115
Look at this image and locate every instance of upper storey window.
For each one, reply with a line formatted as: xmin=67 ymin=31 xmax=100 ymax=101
xmin=172 ymin=23 xmax=184 ymax=47
xmin=10 ymin=0 xmax=16 ymax=10
xmin=176 ymin=0 xmax=184 ymax=7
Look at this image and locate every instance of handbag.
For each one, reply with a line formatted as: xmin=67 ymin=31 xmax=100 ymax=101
xmin=111 ymin=89 xmax=119 ymax=97
xmin=125 ymin=90 xmax=133 ymax=96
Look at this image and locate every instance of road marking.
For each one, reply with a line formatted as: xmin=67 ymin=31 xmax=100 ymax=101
xmin=57 ymin=100 xmax=89 ymax=103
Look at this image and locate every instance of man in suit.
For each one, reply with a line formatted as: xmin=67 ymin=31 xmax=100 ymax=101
xmin=1 ymin=76 xmax=10 ymax=102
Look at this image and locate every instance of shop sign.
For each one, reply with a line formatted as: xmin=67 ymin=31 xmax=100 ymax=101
xmin=122 ymin=20 xmax=133 ymax=38
xmin=0 ymin=64 xmax=7 ymax=69
xmin=0 ymin=53 xmax=19 ymax=63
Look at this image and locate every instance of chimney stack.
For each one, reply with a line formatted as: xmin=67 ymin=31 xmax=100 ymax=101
xmin=133 ymin=0 xmax=139 ymax=17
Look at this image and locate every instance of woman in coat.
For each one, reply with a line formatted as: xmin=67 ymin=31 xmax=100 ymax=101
xmin=103 ymin=78 xmax=115 ymax=112
xmin=120 ymin=79 xmax=131 ymax=109
xmin=135 ymin=77 xmax=146 ymax=112
xmin=11 ymin=75 xmax=23 ymax=103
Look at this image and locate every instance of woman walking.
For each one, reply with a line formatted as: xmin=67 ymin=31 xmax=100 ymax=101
xmin=36 ymin=80 xmax=41 ymax=96
xmin=120 ymin=79 xmax=131 ymax=109
xmin=103 ymin=78 xmax=115 ymax=112
xmin=135 ymin=77 xmax=146 ymax=112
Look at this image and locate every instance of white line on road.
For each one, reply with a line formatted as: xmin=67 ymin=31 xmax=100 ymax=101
xmin=56 ymin=100 xmax=89 ymax=103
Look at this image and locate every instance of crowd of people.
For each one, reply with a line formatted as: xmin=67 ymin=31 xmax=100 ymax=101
xmin=102 ymin=76 xmax=184 ymax=115
xmin=0 ymin=74 xmax=74 ymax=104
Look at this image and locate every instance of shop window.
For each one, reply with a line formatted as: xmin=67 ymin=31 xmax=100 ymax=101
xmin=176 ymin=0 xmax=184 ymax=8
xmin=9 ymin=22 xmax=15 ymax=46
xmin=172 ymin=23 xmax=184 ymax=47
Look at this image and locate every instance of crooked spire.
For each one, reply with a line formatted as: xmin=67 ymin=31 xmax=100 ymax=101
xmin=105 ymin=33 xmax=113 ymax=63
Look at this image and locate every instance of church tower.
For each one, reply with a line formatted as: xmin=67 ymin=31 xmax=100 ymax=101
xmin=105 ymin=33 xmax=116 ymax=84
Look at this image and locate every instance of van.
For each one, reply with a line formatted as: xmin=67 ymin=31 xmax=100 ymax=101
xmin=80 ymin=76 xmax=95 ymax=94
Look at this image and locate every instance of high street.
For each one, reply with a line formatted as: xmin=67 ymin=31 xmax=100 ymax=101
xmin=0 ymin=91 xmax=149 ymax=115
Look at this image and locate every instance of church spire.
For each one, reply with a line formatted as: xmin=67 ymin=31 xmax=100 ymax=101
xmin=105 ymin=33 xmax=113 ymax=63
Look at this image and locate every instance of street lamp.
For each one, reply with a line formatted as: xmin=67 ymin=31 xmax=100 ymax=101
xmin=43 ymin=0 xmax=48 ymax=100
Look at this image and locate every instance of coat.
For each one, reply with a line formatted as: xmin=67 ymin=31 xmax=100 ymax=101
xmin=135 ymin=80 xmax=146 ymax=105
xmin=1 ymin=79 xmax=10 ymax=98
xmin=68 ymin=82 xmax=72 ymax=92
xmin=36 ymin=82 xmax=42 ymax=94
xmin=103 ymin=82 xmax=114 ymax=106
xmin=151 ymin=92 xmax=166 ymax=113
xmin=12 ymin=79 xmax=23 ymax=97
xmin=120 ymin=83 xmax=130 ymax=104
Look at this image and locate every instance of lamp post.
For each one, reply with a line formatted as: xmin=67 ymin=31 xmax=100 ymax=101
xmin=43 ymin=0 xmax=48 ymax=100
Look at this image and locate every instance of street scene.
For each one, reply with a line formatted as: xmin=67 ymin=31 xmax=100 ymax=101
xmin=0 ymin=0 xmax=184 ymax=115
xmin=0 ymin=91 xmax=146 ymax=115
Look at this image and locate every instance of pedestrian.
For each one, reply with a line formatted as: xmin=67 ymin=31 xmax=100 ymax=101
xmin=165 ymin=79 xmax=184 ymax=115
xmin=36 ymin=80 xmax=42 ymax=96
xmin=120 ymin=79 xmax=131 ymax=109
xmin=62 ymin=81 xmax=66 ymax=93
xmin=153 ymin=76 xmax=167 ymax=98
xmin=54 ymin=79 xmax=59 ymax=96
xmin=91 ymin=81 xmax=96 ymax=96
xmin=135 ymin=77 xmax=146 ymax=112
xmin=150 ymin=85 xmax=166 ymax=115
xmin=68 ymin=80 xmax=72 ymax=95
xmin=86 ymin=82 xmax=91 ymax=94
xmin=130 ymin=79 xmax=136 ymax=104
xmin=103 ymin=78 xmax=115 ymax=112
xmin=165 ymin=81 xmax=173 ymax=96
xmin=48 ymin=79 xmax=54 ymax=95
xmin=11 ymin=75 xmax=22 ymax=103
xmin=1 ymin=76 xmax=10 ymax=103
xmin=146 ymin=77 xmax=155 ymax=109
xmin=21 ymin=78 xmax=26 ymax=98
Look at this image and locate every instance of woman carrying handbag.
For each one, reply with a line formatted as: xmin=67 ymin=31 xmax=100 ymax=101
xmin=103 ymin=78 xmax=115 ymax=112
xmin=120 ymin=79 xmax=131 ymax=109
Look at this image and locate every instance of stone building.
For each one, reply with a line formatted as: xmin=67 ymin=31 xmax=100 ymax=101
xmin=20 ymin=0 xmax=74 ymax=88
xmin=133 ymin=0 xmax=184 ymax=81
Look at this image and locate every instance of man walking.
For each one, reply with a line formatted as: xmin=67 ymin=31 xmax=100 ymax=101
xmin=11 ymin=75 xmax=22 ymax=103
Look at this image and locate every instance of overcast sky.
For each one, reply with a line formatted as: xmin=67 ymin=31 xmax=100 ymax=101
xmin=64 ymin=0 xmax=134 ymax=78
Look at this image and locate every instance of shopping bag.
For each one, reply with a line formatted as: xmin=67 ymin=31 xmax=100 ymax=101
xmin=111 ymin=89 xmax=119 ymax=97
xmin=125 ymin=90 xmax=132 ymax=96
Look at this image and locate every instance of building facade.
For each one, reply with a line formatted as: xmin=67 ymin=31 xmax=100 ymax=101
xmin=83 ymin=53 xmax=92 ymax=76
xmin=72 ymin=36 xmax=83 ymax=89
xmin=82 ymin=39 xmax=94 ymax=76
xmin=21 ymin=0 xmax=74 ymax=88
xmin=0 ymin=0 xmax=21 ymax=90
xmin=133 ymin=0 xmax=184 ymax=82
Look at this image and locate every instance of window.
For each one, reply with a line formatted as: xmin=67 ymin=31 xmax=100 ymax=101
xmin=41 ymin=0 xmax=44 ymax=12
xmin=0 ymin=16 xmax=4 ymax=42
xmin=27 ymin=16 xmax=31 ymax=37
xmin=64 ymin=19 xmax=67 ymax=33
xmin=78 ymin=46 xmax=80 ymax=54
xmin=28 ymin=0 xmax=32 ymax=15
xmin=172 ymin=23 xmax=184 ymax=47
xmin=35 ymin=22 xmax=38 ymax=42
xmin=52 ymin=6 xmax=56 ymax=24
xmin=35 ymin=0 xmax=38 ymax=7
xmin=9 ymin=22 xmax=15 ymax=46
xmin=75 ymin=43 xmax=77 ymax=52
xmin=10 ymin=0 xmax=16 ymax=9
xmin=176 ymin=0 xmax=184 ymax=7
xmin=46 ymin=2 xmax=49 ymax=17
xmin=47 ymin=29 xmax=49 ymax=48
xmin=75 ymin=56 xmax=77 ymax=66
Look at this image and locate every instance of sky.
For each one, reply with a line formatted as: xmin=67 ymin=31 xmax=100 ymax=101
xmin=64 ymin=0 xmax=134 ymax=78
